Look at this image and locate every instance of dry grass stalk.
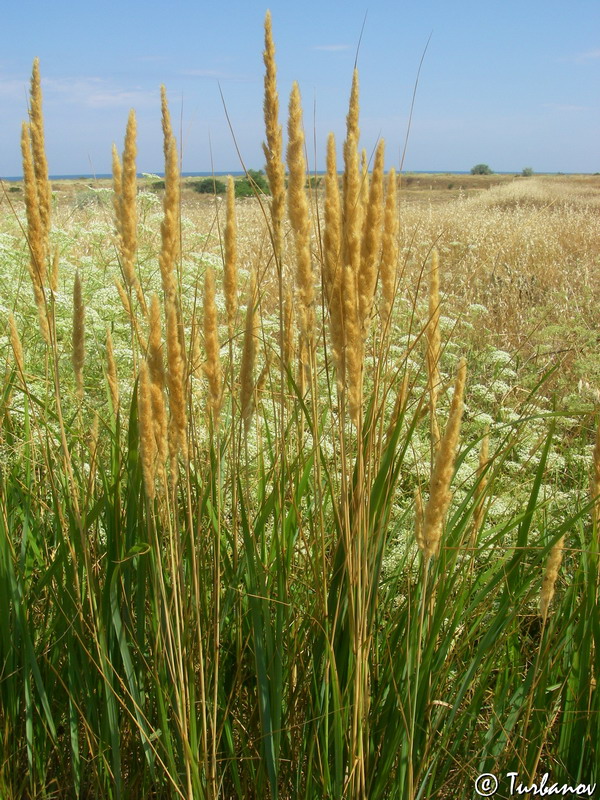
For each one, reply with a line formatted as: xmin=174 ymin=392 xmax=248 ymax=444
xmin=255 ymin=352 xmax=271 ymax=399
xmin=240 ymin=271 xmax=258 ymax=433
xmin=380 ymin=168 xmax=398 ymax=323
xmin=471 ymin=428 xmax=489 ymax=546
xmin=138 ymin=361 xmax=157 ymax=500
xmin=540 ymin=536 xmax=565 ymax=621
xmin=385 ymin=371 xmax=409 ymax=444
xmin=88 ymin=412 xmax=100 ymax=489
xmin=262 ymin=11 xmax=286 ymax=260
xmin=28 ymin=59 xmax=52 ymax=260
xmin=323 ymin=134 xmax=345 ymax=390
xmin=8 ymin=314 xmax=25 ymax=378
xmin=203 ymin=267 xmax=222 ymax=424
xmin=115 ymin=278 xmax=132 ymax=318
xmin=342 ymin=263 xmax=362 ymax=424
xmin=427 ymin=249 xmax=442 ymax=453
xmin=224 ymin=175 xmax=238 ymax=338
xmin=286 ymin=81 xmax=314 ymax=386
xmin=105 ymin=328 xmax=119 ymax=414
xmin=148 ymin=294 xmax=168 ymax=480
xmin=50 ymin=246 xmax=59 ymax=294
xmin=590 ymin=416 xmax=600 ymax=529
xmin=190 ymin=318 xmax=202 ymax=382
xmin=415 ymin=487 xmax=425 ymax=553
xmin=323 ymin=132 xmax=341 ymax=311
xmin=421 ymin=357 xmax=467 ymax=560
xmin=165 ymin=295 xmax=188 ymax=466
xmin=283 ymin=286 xmax=295 ymax=367
xmin=358 ymin=139 xmax=385 ymax=335
xmin=72 ymin=271 xmax=85 ymax=400
xmin=115 ymin=277 xmax=147 ymax=353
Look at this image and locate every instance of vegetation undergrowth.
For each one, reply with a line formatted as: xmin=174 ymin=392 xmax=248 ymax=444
xmin=0 ymin=14 xmax=598 ymax=800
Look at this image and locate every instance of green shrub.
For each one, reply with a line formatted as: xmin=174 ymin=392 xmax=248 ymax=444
xmin=194 ymin=177 xmax=226 ymax=194
xmin=470 ymin=163 xmax=493 ymax=175
xmin=235 ymin=169 xmax=271 ymax=197
xmin=521 ymin=167 xmax=534 ymax=177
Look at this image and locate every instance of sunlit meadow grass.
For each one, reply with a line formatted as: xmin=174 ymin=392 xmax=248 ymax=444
xmin=0 ymin=19 xmax=598 ymax=800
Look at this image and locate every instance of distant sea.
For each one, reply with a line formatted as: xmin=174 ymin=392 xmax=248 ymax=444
xmin=2 ymin=169 xmax=478 ymax=182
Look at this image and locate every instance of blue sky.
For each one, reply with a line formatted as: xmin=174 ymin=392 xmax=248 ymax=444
xmin=1 ymin=0 xmax=598 ymax=176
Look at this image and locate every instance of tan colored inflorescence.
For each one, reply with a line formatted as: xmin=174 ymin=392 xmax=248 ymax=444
xmin=540 ymin=536 xmax=565 ymax=621
xmin=421 ymin=357 xmax=467 ymax=560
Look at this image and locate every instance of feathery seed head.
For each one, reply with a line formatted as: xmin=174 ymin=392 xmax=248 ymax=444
xmin=8 ymin=314 xmax=25 ymax=378
xmin=262 ymin=11 xmax=286 ymax=258
xmin=540 ymin=536 xmax=565 ymax=620
xmin=138 ymin=361 xmax=157 ymax=500
xmin=120 ymin=110 xmax=139 ymax=291
xmin=159 ymin=89 xmax=180 ymax=299
xmin=28 ymin=59 xmax=52 ymax=252
xmin=287 ymin=81 xmax=314 ymax=360
xmin=380 ymin=167 xmax=399 ymax=322
xmin=358 ymin=138 xmax=385 ymax=333
xmin=421 ymin=357 xmax=467 ymax=560
xmin=106 ymin=328 xmax=119 ymax=414
xmin=165 ymin=295 xmax=188 ymax=464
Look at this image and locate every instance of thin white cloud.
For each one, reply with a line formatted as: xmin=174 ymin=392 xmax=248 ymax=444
xmin=43 ymin=76 xmax=156 ymax=108
xmin=313 ymin=44 xmax=351 ymax=52
xmin=574 ymin=49 xmax=600 ymax=62
xmin=0 ymin=76 xmax=27 ymax=99
xmin=542 ymin=102 xmax=588 ymax=112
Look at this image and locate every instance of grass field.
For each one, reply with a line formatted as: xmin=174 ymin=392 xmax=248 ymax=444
xmin=0 ymin=21 xmax=598 ymax=800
